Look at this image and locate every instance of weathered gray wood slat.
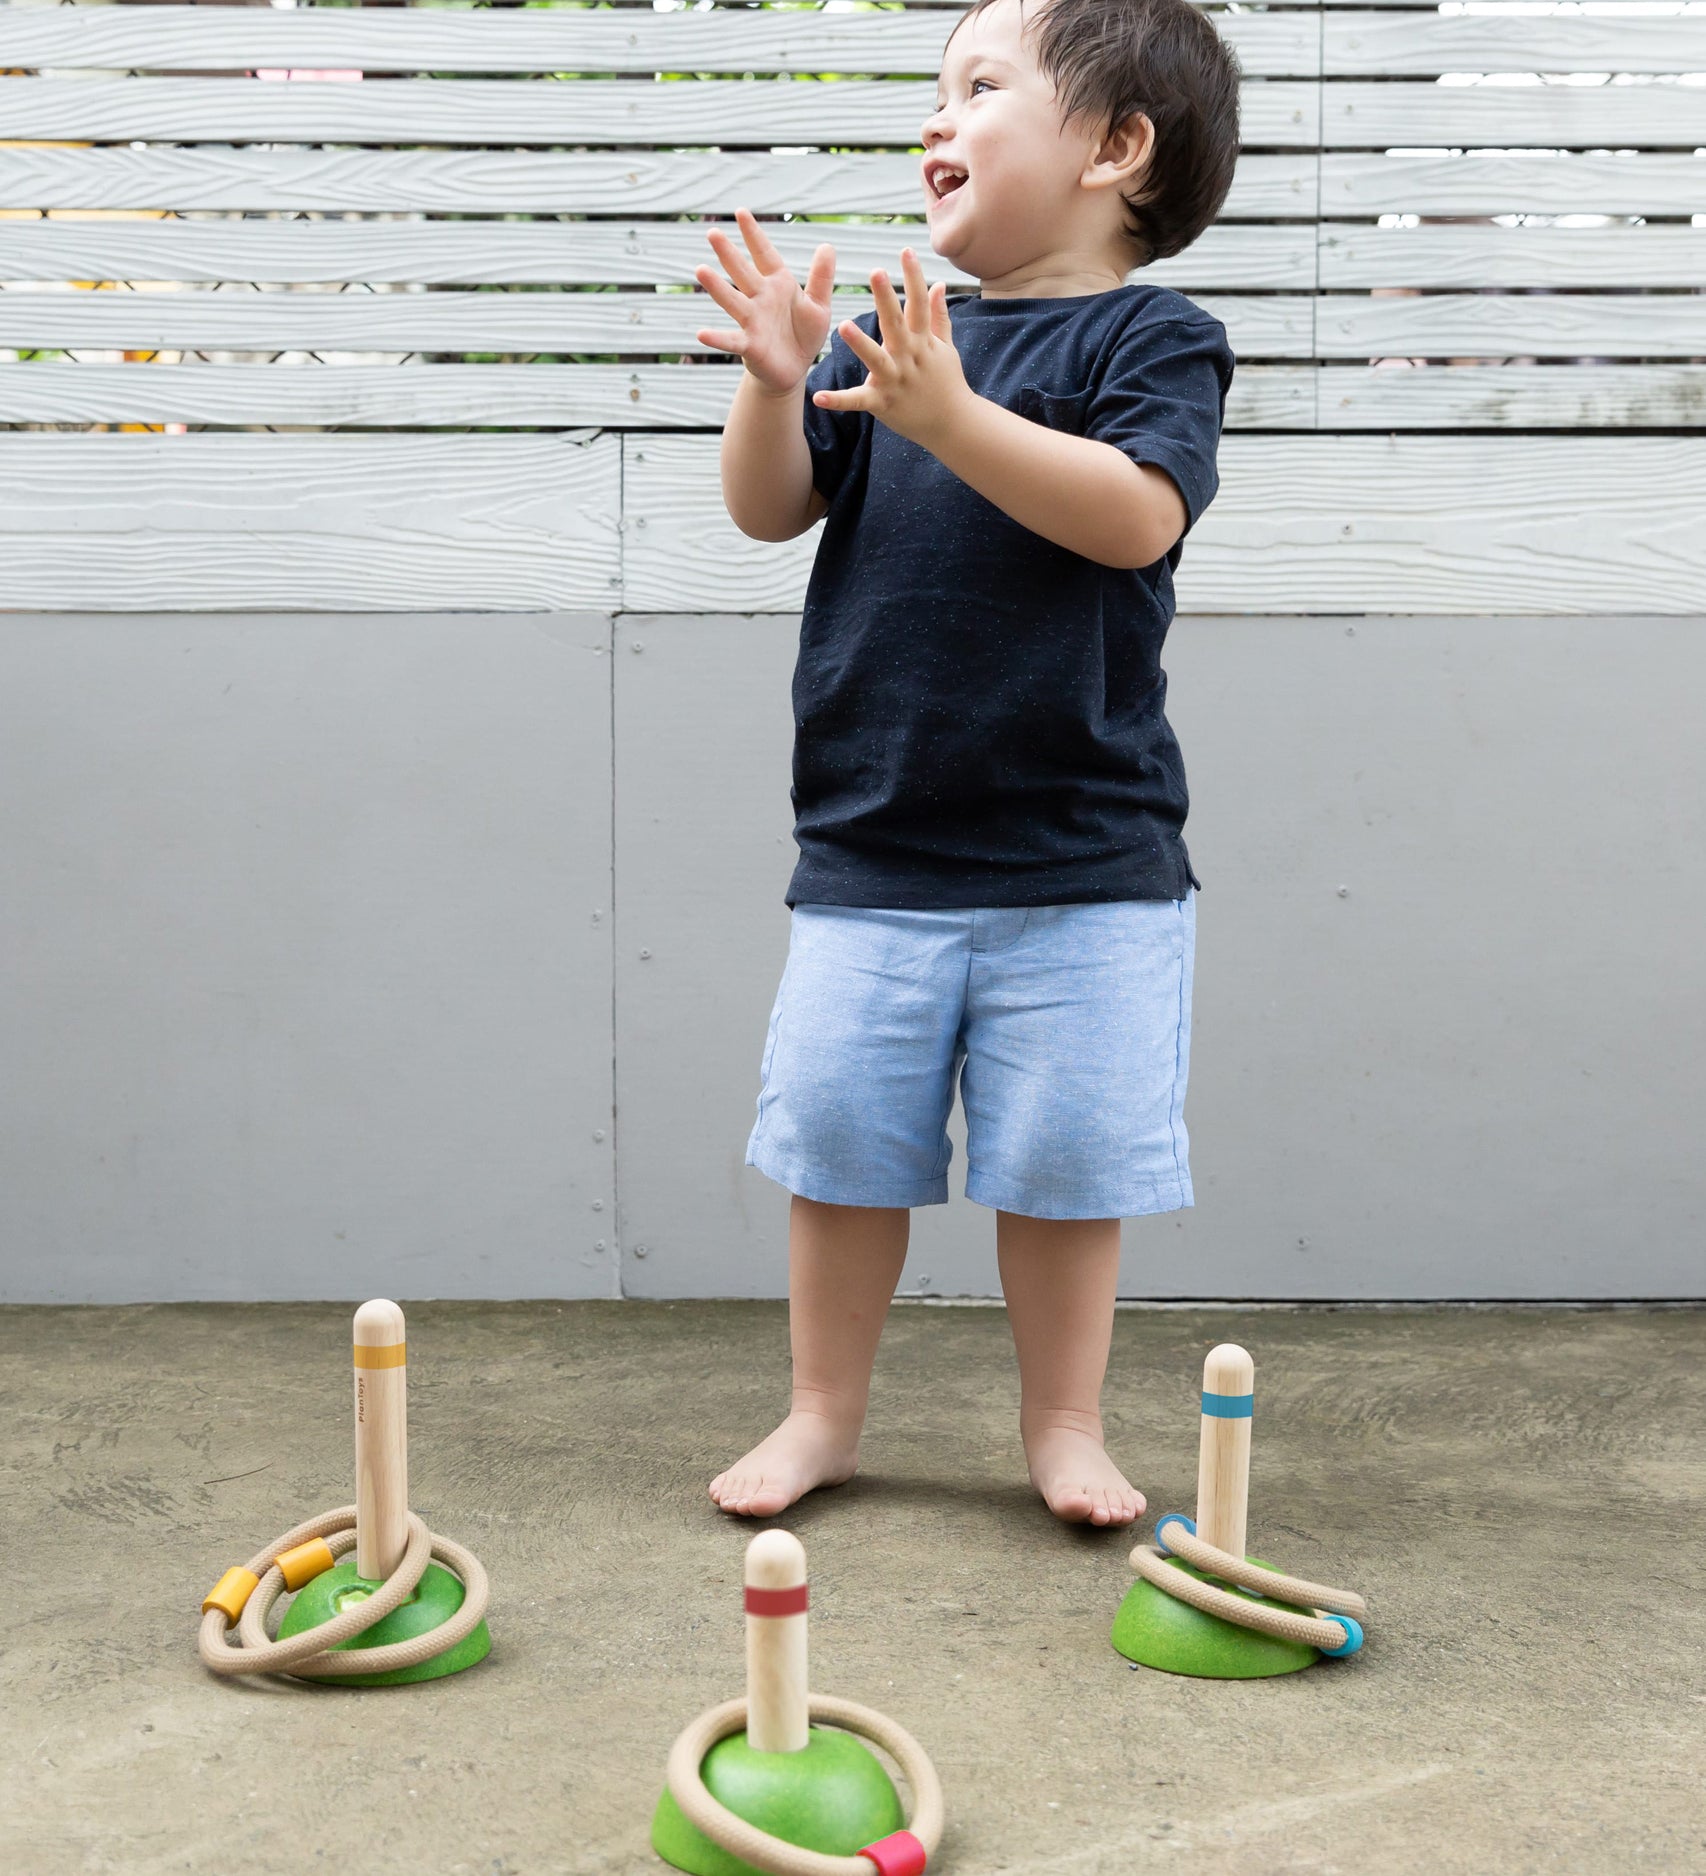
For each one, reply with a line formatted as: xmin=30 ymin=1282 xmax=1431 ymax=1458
xmin=620 ymin=433 xmax=1706 ymax=614
xmin=18 ymin=219 xmax=1697 ymax=295
xmin=1324 ymin=82 xmax=1706 ymax=150
xmin=59 ymin=426 xmax=1706 ymax=617
xmin=1324 ymin=12 xmax=1706 ymax=76
xmin=0 ymin=361 xmax=708 ymax=429
xmin=1317 ymin=295 xmax=1706 ymax=361
xmin=18 ymin=361 xmax=1703 ymax=433
xmin=0 ymin=432 xmax=622 ymax=609
xmin=0 ymin=76 xmax=1322 ymax=148
xmin=0 ymin=147 xmax=1319 ymax=219
xmin=1322 ymin=152 xmax=1706 ymax=218
xmin=0 ymin=7 xmax=1323 ymax=80
xmin=0 ymin=219 xmax=1319 ymax=292
xmin=0 ymin=9 xmax=963 ymax=75
xmin=1319 ymin=225 xmax=1706 ymax=290
xmin=1319 ymin=365 xmax=1706 ymax=431
xmin=0 ymin=360 xmax=1319 ymax=431
xmin=0 ymin=288 xmax=1316 ymax=358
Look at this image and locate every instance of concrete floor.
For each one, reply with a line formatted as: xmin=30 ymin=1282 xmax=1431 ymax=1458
xmin=5 ymin=1302 xmax=1704 ymax=1876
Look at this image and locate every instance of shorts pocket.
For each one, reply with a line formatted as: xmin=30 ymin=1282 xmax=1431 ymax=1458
xmin=753 ymin=953 xmax=792 ymax=1122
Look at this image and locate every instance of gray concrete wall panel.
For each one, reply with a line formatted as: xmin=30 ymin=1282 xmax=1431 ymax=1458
xmin=1163 ymin=614 xmax=1704 ymax=1299
xmin=609 ymin=615 xmax=999 ymax=1298
xmin=611 ymin=615 xmax=797 ymax=1298
xmin=5 ymin=612 xmax=1698 ymax=1301
xmin=0 ymin=614 xmax=615 ymax=1303
xmin=609 ymin=614 xmax=1705 ymax=1300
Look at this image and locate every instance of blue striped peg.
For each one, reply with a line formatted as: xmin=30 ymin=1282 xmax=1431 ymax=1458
xmin=1197 ymin=1343 xmax=1255 ymax=1562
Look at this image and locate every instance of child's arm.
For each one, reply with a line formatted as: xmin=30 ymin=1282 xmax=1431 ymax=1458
xmin=694 ymin=207 xmax=838 ymax=542
xmin=719 ymin=372 xmax=828 ymax=542
xmin=922 ymin=401 xmax=1186 ymax=571
xmin=816 ymin=249 xmax=1214 ymax=571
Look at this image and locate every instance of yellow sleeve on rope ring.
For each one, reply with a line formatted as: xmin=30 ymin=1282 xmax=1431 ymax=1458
xmin=202 ymin=1567 xmax=260 ymax=1622
xmin=277 ymin=1538 xmax=337 ymax=1591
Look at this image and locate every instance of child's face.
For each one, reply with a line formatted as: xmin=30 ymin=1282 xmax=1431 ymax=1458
xmin=921 ymin=0 xmax=1133 ymax=289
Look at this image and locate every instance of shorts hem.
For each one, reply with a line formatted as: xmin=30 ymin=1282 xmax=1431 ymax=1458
xmin=745 ymin=1143 xmax=950 ymax=1210
xmin=963 ymin=1169 xmax=1194 ymax=1221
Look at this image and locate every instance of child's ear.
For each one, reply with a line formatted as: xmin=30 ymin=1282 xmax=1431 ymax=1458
xmin=1088 ymin=112 xmax=1148 ymax=196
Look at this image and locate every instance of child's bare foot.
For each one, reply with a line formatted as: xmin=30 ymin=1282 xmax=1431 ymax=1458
xmin=709 ymin=1409 xmax=862 ymax=1518
xmin=1023 ymin=1420 xmax=1146 ymax=1527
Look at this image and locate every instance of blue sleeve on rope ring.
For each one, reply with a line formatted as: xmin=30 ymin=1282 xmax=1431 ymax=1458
xmin=1154 ymin=1513 xmax=1195 ymax=1553
xmin=1320 ymin=1615 xmax=1364 ymax=1657
xmin=1200 ymin=1390 xmax=1254 ymax=1418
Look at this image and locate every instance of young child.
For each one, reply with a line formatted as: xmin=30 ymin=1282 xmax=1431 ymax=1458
xmin=692 ymin=0 xmax=1239 ymax=1526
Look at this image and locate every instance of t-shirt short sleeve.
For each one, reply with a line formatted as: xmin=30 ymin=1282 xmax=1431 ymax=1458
xmin=1083 ymin=306 xmax=1234 ymax=536
xmin=800 ymin=311 xmax=876 ymax=506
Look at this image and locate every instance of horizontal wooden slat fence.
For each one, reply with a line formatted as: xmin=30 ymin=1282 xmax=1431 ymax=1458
xmin=0 ymin=4 xmax=1320 ymax=75
xmin=0 ymin=0 xmax=1702 ymax=610
xmin=0 ymin=146 xmax=1318 ymax=217
xmin=0 ymin=218 xmax=1319 ymax=287
xmin=625 ymin=429 xmax=1706 ymax=615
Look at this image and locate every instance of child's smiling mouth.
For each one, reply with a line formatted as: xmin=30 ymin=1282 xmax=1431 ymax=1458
xmin=924 ymin=157 xmax=970 ymax=206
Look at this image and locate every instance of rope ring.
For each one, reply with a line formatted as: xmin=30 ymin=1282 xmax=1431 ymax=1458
xmin=665 ymin=1693 xmax=945 ymax=1876
xmin=1153 ymin=1518 xmax=1367 ymax=1619
xmin=1131 ymin=1517 xmax=1367 ymax=1656
xmin=198 ymin=1505 xmax=490 ymax=1680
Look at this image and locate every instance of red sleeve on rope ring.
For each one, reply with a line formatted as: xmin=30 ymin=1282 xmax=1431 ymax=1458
xmin=860 ymin=1831 xmax=927 ymax=1876
xmin=743 ymin=1584 xmax=809 ymax=1617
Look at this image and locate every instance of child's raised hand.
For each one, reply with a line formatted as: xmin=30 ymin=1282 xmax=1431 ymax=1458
xmin=810 ymin=247 xmax=970 ymax=452
xmin=695 ymin=206 xmax=836 ymax=394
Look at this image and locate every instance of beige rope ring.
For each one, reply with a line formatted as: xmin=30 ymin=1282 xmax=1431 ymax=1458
xmin=665 ymin=1694 xmax=946 ymax=1876
xmin=198 ymin=1505 xmax=491 ymax=1680
xmin=1129 ymin=1514 xmax=1366 ymax=1656
xmin=1152 ymin=1519 xmax=1368 ymax=1618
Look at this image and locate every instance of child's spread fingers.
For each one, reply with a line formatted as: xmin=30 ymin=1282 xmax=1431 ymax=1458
xmin=837 ymin=316 xmax=888 ymax=375
xmin=734 ymin=204 xmax=789 ymax=273
xmin=805 ymin=241 xmax=838 ymax=309
xmin=694 ymin=264 xmax=751 ymax=322
xmin=706 ymin=225 xmax=763 ymax=297
xmin=929 ymin=279 xmax=954 ymax=342
xmin=869 ymin=268 xmax=907 ymax=345
xmin=697 ymin=328 xmax=746 ymax=355
xmin=900 ymin=247 xmax=931 ymax=331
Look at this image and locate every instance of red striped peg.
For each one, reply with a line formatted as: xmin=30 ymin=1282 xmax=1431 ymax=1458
xmin=744 ymin=1530 xmax=809 ymax=1753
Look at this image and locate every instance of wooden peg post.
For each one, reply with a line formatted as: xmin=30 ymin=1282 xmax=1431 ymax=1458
xmin=1195 ymin=1342 xmax=1254 ymax=1563
xmin=744 ymin=1530 xmax=809 ymax=1754
xmin=352 ymin=1298 xmax=409 ymax=1583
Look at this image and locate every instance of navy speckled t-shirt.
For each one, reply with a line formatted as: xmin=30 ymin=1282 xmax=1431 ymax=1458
xmin=786 ymin=280 xmax=1233 ymax=909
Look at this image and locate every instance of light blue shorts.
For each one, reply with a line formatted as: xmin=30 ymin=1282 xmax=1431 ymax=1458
xmin=745 ymin=896 xmax=1194 ymax=1220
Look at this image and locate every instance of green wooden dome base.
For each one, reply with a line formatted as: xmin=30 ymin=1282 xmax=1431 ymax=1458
xmin=651 ymin=1726 xmax=906 ymax=1876
xmin=276 ymin=1558 xmax=492 ymax=1687
xmin=1112 ymin=1555 xmax=1319 ymax=1679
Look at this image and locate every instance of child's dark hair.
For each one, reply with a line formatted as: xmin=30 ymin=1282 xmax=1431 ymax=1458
xmin=950 ymin=0 xmax=1242 ymax=265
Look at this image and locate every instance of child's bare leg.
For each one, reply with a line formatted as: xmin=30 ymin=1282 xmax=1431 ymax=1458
xmin=709 ymin=1194 xmax=909 ymax=1517
xmin=997 ymin=1211 xmax=1145 ymax=1527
